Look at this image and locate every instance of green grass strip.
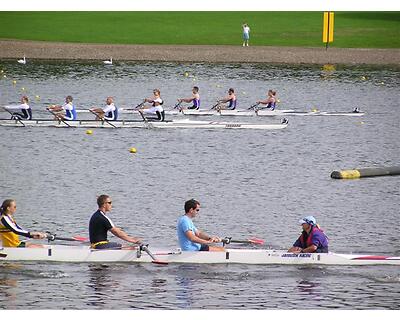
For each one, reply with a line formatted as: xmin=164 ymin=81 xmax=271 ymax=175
xmin=0 ymin=12 xmax=399 ymax=48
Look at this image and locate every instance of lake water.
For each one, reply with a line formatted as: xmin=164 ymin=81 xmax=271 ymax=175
xmin=0 ymin=60 xmax=399 ymax=310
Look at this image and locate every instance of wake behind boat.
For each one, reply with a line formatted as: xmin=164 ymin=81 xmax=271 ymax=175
xmin=0 ymin=118 xmax=289 ymax=130
xmin=1 ymin=245 xmax=399 ymax=265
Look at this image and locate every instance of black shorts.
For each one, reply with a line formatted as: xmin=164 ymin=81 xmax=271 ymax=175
xmin=199 ymin=244 xmax=210 ymax=251
xmin=17 ymin=242 xmax=26 ymax=248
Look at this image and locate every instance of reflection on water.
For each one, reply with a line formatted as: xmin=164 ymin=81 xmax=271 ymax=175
xmin=174 ymin=265 xmax=198 ymax=309
xmin=86 ymin=264 xmax=119 ymax=307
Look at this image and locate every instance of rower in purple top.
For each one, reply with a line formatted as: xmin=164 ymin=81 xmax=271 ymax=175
xmin=256 ymin=89 xmax=277 ymax=111
xmin=177 ymin=86 xmax=200 ymax=110
xmin=216 ymin=88 xmax=237 ymax=111
xmin=288 ymin=216 xmax=329 ymax=253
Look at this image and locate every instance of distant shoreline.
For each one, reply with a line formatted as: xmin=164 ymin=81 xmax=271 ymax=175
xmin=1 ymin=40 xmax=400 ymax=65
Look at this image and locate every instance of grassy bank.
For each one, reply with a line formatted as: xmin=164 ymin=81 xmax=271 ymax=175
xmin=0 ymin=12 xmax=399 ymax=48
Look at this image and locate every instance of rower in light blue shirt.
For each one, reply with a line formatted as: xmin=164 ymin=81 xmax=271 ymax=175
xmin=176 ymin=199 xmax=224 ymax=252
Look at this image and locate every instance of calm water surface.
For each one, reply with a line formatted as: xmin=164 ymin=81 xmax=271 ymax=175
xmin=0 ymin=60 xmax=399 ymax=309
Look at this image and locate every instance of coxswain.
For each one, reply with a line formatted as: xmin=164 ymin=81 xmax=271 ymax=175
xmin=288 ymin=215 xmax=329 ymax=253
xmin=0 ymin=199 xmax=47 ymax=248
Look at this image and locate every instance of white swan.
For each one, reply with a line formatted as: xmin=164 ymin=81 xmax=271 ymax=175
xmin=103 ymin=57 xmax=113 ymax=65
xmin=17 ymin=56 xmax=26 ymax=64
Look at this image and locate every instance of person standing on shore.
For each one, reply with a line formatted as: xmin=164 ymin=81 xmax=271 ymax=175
xmin=242 ymin=23 xmax=250 ymax=47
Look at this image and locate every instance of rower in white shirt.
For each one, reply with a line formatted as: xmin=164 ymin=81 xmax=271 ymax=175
xmin=4 ymin=96 xmax=32 ymax=120
xmin=47 ymin=95 xmax=77 ymax=120
xmin=90 ymin=96 xmax=118 ymax=121
xmin=139 ymin=89 xmax=165 ymax=121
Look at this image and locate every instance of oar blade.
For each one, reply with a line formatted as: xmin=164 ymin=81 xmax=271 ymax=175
xmin=248 ymin=237 xmax=265 ymax=245
xmin=72 ymin=236 xmax=89 ymax=241
xmin=141 ymin=245 xmax=168 ymax=265
xmin=151 ymin=260 xmax=169 ymax=265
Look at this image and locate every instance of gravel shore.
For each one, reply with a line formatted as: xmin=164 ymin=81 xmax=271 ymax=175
xmin=1 ymin=40 xmax=399 ymax=65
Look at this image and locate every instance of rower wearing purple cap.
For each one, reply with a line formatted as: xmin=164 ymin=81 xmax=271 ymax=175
xmin=288 ymin=216 xmax=329 ymax=253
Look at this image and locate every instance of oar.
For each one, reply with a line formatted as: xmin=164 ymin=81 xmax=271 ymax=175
xmin=46 ymin=108 xmax=71 ymax=127
xmin=89 ymin=109 xmax=117 ymax=128
xmin=46 ymin=233 xmax=88 ymax=242
xmin=247 ymin=102 xmax=260 ymax=110
xmin=135 ymin=100 xmax=146 ymax=109
xmin=222 ymin=237 xmax=265 ymax=245
xmin=138 ymin=109 xmax=149 ymax=123
xmin=140 ymin=244 xmax=168 ymax=265
xmin=3 ymin=108 xmax=25 ymax=127
xmin=210 ymin=101 xmax=220 ymax=110
xmin=174 ymin=101 xmax=182 ymax=110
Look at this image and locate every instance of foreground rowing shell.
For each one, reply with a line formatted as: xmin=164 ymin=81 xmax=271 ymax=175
xmin=1 ymin=246 xmax=399 ymax=265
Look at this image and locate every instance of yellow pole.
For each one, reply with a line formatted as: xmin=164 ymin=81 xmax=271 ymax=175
xmin=323 ymin=12 xmax=334 ymax=49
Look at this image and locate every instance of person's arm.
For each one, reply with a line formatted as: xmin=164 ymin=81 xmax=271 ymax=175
xmin=178 ymin=97 xmax=193 ymax=103
xmin=195 ymin=229 xmax=221 ymax=243
xmin=185 ymin=229 xmax=214 ymax=245
xmin=90 ymin=107 xmax=104 ymax=113
xmin=288 ymin=237 xmax=302 ymax=253
xmin=48 ymin=105 xmax=63 ymax=112
xmin=1 ymin=216 xmax=46 ymax=239
xmin=256 ymin=98 xmax=271 ymax=105
xmin=110 ymin=227 xmax=142 ymax=244
xmin=5 ymin=104 xmax=28 ymax=110
xmin=218 ymin=96 xmax=229 ymax=103
xmin=301 ymin=245 xmax=318 ymax=253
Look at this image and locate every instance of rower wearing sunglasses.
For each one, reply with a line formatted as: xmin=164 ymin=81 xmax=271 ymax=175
xmin=89 ymin=194 xmax=142 ymax=250
xmin=177 ymin=199 xmax=224 ymax=252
